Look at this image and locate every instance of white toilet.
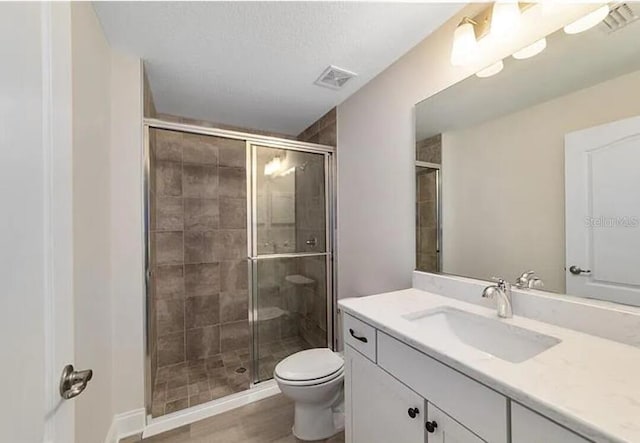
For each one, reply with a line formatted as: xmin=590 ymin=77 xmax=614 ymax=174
xmin=274 ymin=348 xmax=344 ymax=441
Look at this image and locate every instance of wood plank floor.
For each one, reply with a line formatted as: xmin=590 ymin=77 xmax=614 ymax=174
xmin=121 ymin=394 xmax=345 ymax=443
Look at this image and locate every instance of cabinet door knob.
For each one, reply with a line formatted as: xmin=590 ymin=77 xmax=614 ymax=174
xmin=349 ymin=328 xmax=368 ymax=343
xmin=425 ymin=421 xmax=438 ymax=433
xmin=407 ymin=407 xmax=420 ymax=418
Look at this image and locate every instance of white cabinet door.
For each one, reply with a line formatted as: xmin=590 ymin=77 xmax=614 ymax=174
xmin=511 ymin=403 xmax=590 ymax=443
xmin=427 ymin=404 xmax=484 ymax=443
xmin=345 ymin=345 xmax=425 ymax=443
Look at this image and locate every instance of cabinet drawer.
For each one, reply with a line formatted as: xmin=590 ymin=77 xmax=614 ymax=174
xmin=511 ymin=402 xmax=590 ymax=443
xmin=377 ymin=332 xmax=508 ymax=443
xmin=343 ymin=314 xmax=377 ymax=362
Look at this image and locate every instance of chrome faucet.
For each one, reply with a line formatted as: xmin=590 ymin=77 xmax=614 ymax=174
xmin=482 ymin=278 xmax=513 ymax=318
xmin=514 ymin=270 xmax=544 ymax=290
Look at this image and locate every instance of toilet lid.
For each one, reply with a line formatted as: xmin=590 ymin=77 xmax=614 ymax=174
xmin=274 ymin=348 xmax=344 ymax=381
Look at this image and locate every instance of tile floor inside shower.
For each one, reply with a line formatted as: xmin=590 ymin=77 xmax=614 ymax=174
xmin=151 ymin=337 xmax=313 ymax=417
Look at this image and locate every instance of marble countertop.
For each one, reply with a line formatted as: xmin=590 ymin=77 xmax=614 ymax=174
xmin=339 ymin=288 xmax=640 ymax=443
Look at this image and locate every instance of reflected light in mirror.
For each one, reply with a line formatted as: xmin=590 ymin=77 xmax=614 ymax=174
xmin=451 ymin=19 xmax=479 ymax=66
xmin=513 ymin=38 xmax=547 ymax=60
xmin=476 ymin=60 xmax=504 ymax=78
xmin=564 ymin=5 xmax=609 ymax=34
xmin=490 ymin=2 xmax=522 ymax=38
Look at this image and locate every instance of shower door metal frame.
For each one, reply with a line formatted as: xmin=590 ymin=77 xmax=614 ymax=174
xmin=246 ymin=141 xmax=335 ymax=386
xmin=142 ymin=118 xmax=336 ymax=419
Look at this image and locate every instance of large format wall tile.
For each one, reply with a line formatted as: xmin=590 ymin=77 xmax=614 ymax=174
xmin=155 ymin=130 xmax=183 ymax=162
xmin=156 ymin=161 xmax=182 ymax=196
xmin=184 ymin=198 xmax=219 ymax=231
xmin=186 ymin=326 xmax=221 ymax=360
xmin=220 ymin=260 xmax=248 ymax=291
xmin=156 ymin=196 xmax=184 ymax=231
xmin=219 ymin=197 xmax=246 ymax=229
xmin=218 ymin=167 xmax=246 ymax=198
xmin=182 ymin=133 xmax=218 ymax=165
xmin=220 ymin=321 xmax=249 ymax=353
xmin=155 ymin=232 xmax=184 ymax=265
xmin=185 ymin=294 xmax=220 ymax=329
xmin=183 ymin=164 xmax=218 ymax=198
xmin=158 ymin=332 xmax=186 ymax=366
xmin=184 ymin=231 xmax=217 ymax=263
xmin=220 ymin=290 xmax=249 ymax=323
xmin=215 ymin=230 xmax=247 ymax=260
xmin=155 ymin=265 xmax=185 ymax=299
xmin=184 ymin=263 xmax=219 ymax=296
xmin=217 ymin=138 xmax=246 ymax=168
xmin=157 ymin=299 xmax=185 ymax=337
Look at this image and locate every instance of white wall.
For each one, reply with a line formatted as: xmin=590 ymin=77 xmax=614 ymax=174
xmin=336 ymin=3 xmax=597 ymax=300
xmin=441 ymin=68 xmax=640 ymax=293
xmin=72 ymin=3 xmax=145 ymax=440
xmin=71 ymin=3 xmax=114 ymax=441
xmin=110 ymin=51 xmax=145 ymax=417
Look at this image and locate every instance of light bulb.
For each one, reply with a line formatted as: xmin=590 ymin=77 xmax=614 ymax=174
xmin=476 ymin=60 xmax=504 ymax=78
xmin=512 ymin=38 xmax=547 ymax=60
xmin=564 ymin=5 xmax=609 ymax=34
xmin=491 ymin=2 xmax=522 ymax=38
xmin=451 ymin=19 xmax=479 ymax=67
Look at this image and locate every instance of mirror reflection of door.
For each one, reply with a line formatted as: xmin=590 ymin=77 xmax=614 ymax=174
xmin=565 ymin=115 xmax=640 ymax=305
xmin=416 ymin=134 xmax=442 ymax=273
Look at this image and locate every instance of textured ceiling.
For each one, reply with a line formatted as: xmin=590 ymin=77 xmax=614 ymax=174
xmin=93 ymin=1 xmax=462 ymax=135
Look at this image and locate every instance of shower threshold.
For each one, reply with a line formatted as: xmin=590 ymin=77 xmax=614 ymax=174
xmin=143 ymin=379 xmax=280 ymax=439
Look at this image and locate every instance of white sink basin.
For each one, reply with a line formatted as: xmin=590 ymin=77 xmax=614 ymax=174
xmin=403 ymin=307 xmax=561 ymax=363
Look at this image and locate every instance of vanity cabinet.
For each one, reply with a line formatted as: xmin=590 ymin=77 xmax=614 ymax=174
xmin=427 ymin=404 xmax=484 ymax=443
xmin=343 ymin=313 xmax=592 ymax=443
xmin=345 ymin=346 xmax=424 ymax=442
xmin=511 ymin=403 xmax=590 ymax=443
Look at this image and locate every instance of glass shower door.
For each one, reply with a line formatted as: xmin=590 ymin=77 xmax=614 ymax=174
xmin=249 ymin=144 xmax=332 ymax=383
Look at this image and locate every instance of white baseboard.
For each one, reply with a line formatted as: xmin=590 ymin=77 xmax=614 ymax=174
xmin=142 ymin=380 xmax=280 ymax=439
xmin=104 ymin=408 xmax=146 ymax=443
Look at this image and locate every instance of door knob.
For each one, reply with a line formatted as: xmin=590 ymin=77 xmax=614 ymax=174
xmin=59 ymin=364 xmax=93 ymax=400
xmin=407 ymin=407 xmax=420 ymax=418
xmin=425 ymin=421 xmax=438 ymax=433
xmin=305 ymin=237 xmax=317 ymax=247
xmin=569 ymin=265 xmax=591 ymax=275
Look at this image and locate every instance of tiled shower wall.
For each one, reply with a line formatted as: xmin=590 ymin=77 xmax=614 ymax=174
xmin=416 ymin=134 xmax=441 ymax=272
xmin=150 ymin=128 xmax=249 ymax=373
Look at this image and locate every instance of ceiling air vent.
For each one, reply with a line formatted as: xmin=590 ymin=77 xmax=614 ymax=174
xmin=600 ymin=3 xmax=639 ymax=33
xmin=314 ymin=65 xmax=357 ymax=90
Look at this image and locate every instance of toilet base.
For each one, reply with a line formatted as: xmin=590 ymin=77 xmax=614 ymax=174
xmin=292 ymin=404 xmax=344 ymax=441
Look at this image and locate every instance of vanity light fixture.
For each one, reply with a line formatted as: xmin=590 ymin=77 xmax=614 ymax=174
xmin=491 ymin=2 xmax=523 ymax=38
xmin=476 ymin=59 xmax=504 ymax=78
xmin=451 ymin=17 xmax=480 ymax=66
xmin=512 ymin=37 xmax=547 ymax=59
xmin=564 ymin=5 xmax=610 ymax=34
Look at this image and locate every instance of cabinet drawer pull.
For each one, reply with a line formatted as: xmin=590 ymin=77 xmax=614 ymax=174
xmin=407 ymin=407 xmax=420 ymax=418
xmin=349 ymin=328 xmax=368 ymax=343
xmin=425 ymin=421 xmax=438 ymax=433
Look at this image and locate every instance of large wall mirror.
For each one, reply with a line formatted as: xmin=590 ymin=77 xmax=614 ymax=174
xmin=415 ymin=10 xmax=640 ymax=306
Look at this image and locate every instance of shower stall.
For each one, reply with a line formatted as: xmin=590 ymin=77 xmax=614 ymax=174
xmin=144 ymin=119 xmax=335 ymax=419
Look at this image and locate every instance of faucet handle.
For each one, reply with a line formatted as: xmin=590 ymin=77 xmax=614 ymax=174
xmin=491 ymin=277 xmax=509 ymax=290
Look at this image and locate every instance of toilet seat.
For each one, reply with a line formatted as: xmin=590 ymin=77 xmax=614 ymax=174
xmin=276 ymin=367 xmax=344 ymax=387
xmin=274 ymin=348 xmax=344 ymax=385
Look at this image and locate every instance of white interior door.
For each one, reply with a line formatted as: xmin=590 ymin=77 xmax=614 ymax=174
xmin=565 ymin=115 xmax=640 ymax=305
xmin=0 ymin=3 xmax=75 ymax=442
